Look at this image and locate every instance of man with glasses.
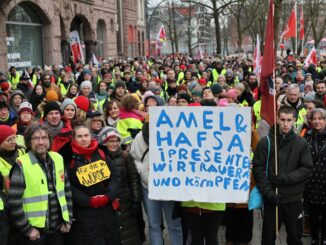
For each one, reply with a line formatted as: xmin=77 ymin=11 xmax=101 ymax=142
xmin=8 ymin=123 xmax=73 ymax=244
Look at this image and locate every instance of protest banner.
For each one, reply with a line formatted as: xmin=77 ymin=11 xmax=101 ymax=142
xmin=76 ymin=160 xmax=111 ymax=187
xmin=148 ymin=106 xmax=252 ymax=203
xmin=69 ymin=31 xmax=84 ymax=64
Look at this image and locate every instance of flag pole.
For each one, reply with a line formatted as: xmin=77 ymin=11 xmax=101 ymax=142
xmin=301 ymin=0 xmax=304 ymax=53
xmin=295 ymin=1 xmax=298 ymax=55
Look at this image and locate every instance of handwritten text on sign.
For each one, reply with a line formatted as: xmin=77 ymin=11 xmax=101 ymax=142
xmin=76 ymin=160 xmax=111 ymax=187
xmin=148 ymin=107 xmax=252 ymax=203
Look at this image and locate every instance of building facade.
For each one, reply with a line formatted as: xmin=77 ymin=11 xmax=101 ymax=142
xmin=0 ymin=0 xmax=145 ymax=72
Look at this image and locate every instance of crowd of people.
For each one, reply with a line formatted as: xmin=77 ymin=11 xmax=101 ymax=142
xmin=0 ymin=52 xmax=325 ymax=245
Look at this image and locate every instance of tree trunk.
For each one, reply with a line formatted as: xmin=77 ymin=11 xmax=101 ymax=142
xmin=274 ymin=0 xmax=283 ymax=52
xmin=213 ymin=12 xmax=221 ymax=55
xmin=172 ymin=1 xmax=178 ymax=53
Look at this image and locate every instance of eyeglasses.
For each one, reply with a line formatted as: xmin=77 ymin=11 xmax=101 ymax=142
xmin=31 ymin=136 xmax=49 ymax=142
xmin=92 ymin=119 xmax=102 ymax=123
xmin=107 ymin=140 xmax=120 ymax=145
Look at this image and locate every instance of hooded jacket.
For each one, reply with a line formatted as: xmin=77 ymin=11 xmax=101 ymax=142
xmin=253 ymin=127 xmax=313 ymax=204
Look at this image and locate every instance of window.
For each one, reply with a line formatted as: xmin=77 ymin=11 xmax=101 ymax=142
xmin=96 ymin=20 xmax=106 ymax=58
xmin=6 ymin=3 xmax=44 ymax=69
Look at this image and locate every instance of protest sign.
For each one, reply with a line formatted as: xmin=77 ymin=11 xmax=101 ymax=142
xmin=76 ymin=160 xmax=111 ymax=187
xmin=148 ymin=106 xmax=252 ymax=203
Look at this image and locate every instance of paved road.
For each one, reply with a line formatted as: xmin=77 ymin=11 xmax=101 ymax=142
xmin=144 ymin=210 xmax=310 ymax=244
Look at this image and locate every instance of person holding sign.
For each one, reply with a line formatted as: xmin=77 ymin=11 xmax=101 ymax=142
xmin=7 ymin=123 xmax=73 ymax=244
xmin=253 ymin=106 xmax=313 ymax=245
xmin=61 ymin=124 xmax=121 ymax=245
xmin=131 ymin=119 xmax=183 ymax=245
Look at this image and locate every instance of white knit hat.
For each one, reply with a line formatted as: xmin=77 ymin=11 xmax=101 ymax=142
xmin=80 ymin=80 xmax=92 ymax=91
xmin=98 ymin=126 xmax=121 ymax=145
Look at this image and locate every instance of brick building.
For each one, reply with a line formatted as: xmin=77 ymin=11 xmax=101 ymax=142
xmin=0 ymin=0 xmax=146 ymax=72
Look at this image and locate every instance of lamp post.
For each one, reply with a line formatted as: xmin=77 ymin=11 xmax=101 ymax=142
xmin=146 ymin=0 xmax=166 ymax=56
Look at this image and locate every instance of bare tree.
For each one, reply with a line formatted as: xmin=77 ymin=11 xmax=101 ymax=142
xmin=181 ymin=0 xmax=240 ymax=55
xmin=304 ymin=0 xmax=326 ymax=47
xmin=227 ymin=0 xmax=261 ymax=53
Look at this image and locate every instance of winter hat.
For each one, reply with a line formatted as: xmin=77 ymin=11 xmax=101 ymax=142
xmin=191 ymin=87 xmax=202 ymax=97
xmin=114 ymin=80 xmax=126 ymax=90
xmin=304 ymin=80 xmax=314 ymax=88
xmin=198 ymin=78 xmax=207 ymax=86
xmin=18 ymin=101 xmax=33 ymax=115
xmin=304 ymin=92 xmax=315 ymax=102
xmin=226 ymin=89 xmax=238 ymax=101
xmin=60 ymin=98 xmax=77 ymax=113
xmin=218 ymin=98 xmax=229 ymax=106
xmin=144 ymin=94 xmax=165 ymax=106
xmin=1 ymin=82 xmax=10 ymax=92
xmin=0 ymin=125 xmax=15 ymax=145
xmin=86 ymin=110 xmax=102 ymax=119
xmin=44 ymin=101 xmax=61 ymax=118
xmin=45 ymin=90 xmax=59 ymax=102
xmin=189 ymin=81 xmax=200 ymax=92
xmin=177 ymin=93 xmax=192 ymax=103
xmin=211 ymin=83 xmax=223 ymax=95
xmin=83 ymin=69 xmax=92 ymax=75
xmin=108 ymin=84 xmax=115 ymax=91
xmin=98 ymin=126 xmax=121 ymax=145
xmin=80 ymin=80 xmax=92 ymax=91
xmin=177 ymin=84 xmax=188 ymax=93
xmin=74 ymin=95 xmax=90 ymax=112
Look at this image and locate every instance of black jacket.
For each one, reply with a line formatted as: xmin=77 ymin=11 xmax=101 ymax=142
xmin=253 ymin=128 xmax=313 ymax=204
xmin=304 ymin=129 xmax=326 ymax=205
xmin=106 ymin=147 xmax=142 ymax=245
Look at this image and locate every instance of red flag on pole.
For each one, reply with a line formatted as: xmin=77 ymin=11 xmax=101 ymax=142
xmin=281 ymin=6 xmax=297 ymax=40
xmin=260 ymin=0 xmax=275 ymax=126
xmin=157 ymin=25 xmax=167 ymax=43
xmin=299 ymin=7 xmax=304 ymax=40
xmin=303 ymin=47 xmax=317 ymax=67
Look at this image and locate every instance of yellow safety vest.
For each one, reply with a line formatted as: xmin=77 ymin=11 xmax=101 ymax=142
xmin=212 ymin=68 xmax=226 ymax=82
xmin=0 ymin=148 xmax=25 ymax=211
xmin=0 ymin=148 xmax=25 ymax=178
xmin=176 ymin=72 xmax=184 ymax=85
xmin=9 ymin=73 xmax=20 ymax=89
xmin=59 ymin=83 xmax=71 ymax=97
xmin=253 ymin=100 xmax=261 ymax=129
xmin=181 ymin=201 xmax=225 ymax=211
xmin=32 ymin=74 xmax=38 ymax=86
xmin=0 ymin=196 xmax=3 ymax=210
xmin=295 ymin=107 xmax=307 ymax=131
xmin=116 ymin=117 xmax=143 ymax=145
xmin=19 ymin=152 xmax=69 ymax=228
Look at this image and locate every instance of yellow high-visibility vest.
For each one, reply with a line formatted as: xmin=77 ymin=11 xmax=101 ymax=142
xmin=19 ymin=152 xmax=69 ymax=228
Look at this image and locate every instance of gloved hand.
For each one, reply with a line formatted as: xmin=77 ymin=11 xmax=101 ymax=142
xmin=89 ymin=195 xmax=110 ymax=208
xmin=270 ymin=174 xmax=286 ymax=187
xmin=265 ymin=191 xmax=281 ymax=206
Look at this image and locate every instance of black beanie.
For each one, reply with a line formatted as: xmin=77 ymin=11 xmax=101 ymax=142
xmin=211 ymin=83 xmax=223 ymax=95
xmin=177 ymin=93 xmax=192 ymax=103
xmin=44 ymin=101 xmax=61 ymax=118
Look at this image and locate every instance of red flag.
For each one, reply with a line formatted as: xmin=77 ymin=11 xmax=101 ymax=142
xmin=281 ymin=6 xmax=296 ymax=40
xmin=260 ymin=0 xmax=275 ymax=126
xmin=157 ymin=25 xmax=167 ymax=43
xmin=303 ymin=47 xmax=317 ymax=67
xmin=299 ymin=7 xmax=304 ymax=40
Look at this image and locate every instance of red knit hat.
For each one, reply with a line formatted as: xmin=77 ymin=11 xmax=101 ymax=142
xmin=0 ymin=125 xmax=15 ymax=145
xmin=74 ymin=96 xmax=90 ymax=112
xmin=198 ymin=78 xmax=207 ymax=86
xmin=1 ymin=82 xmax=10 ymax=91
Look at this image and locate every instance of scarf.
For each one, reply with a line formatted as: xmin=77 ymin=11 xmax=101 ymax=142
xmin=43 ymin=120 xmax=63 ymax=137
xmin=71 ymin=139 xmax=99 ymax=161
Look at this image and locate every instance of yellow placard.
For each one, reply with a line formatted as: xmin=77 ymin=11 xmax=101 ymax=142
xmin=76 ymin=160 xmax=111 ymax=187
